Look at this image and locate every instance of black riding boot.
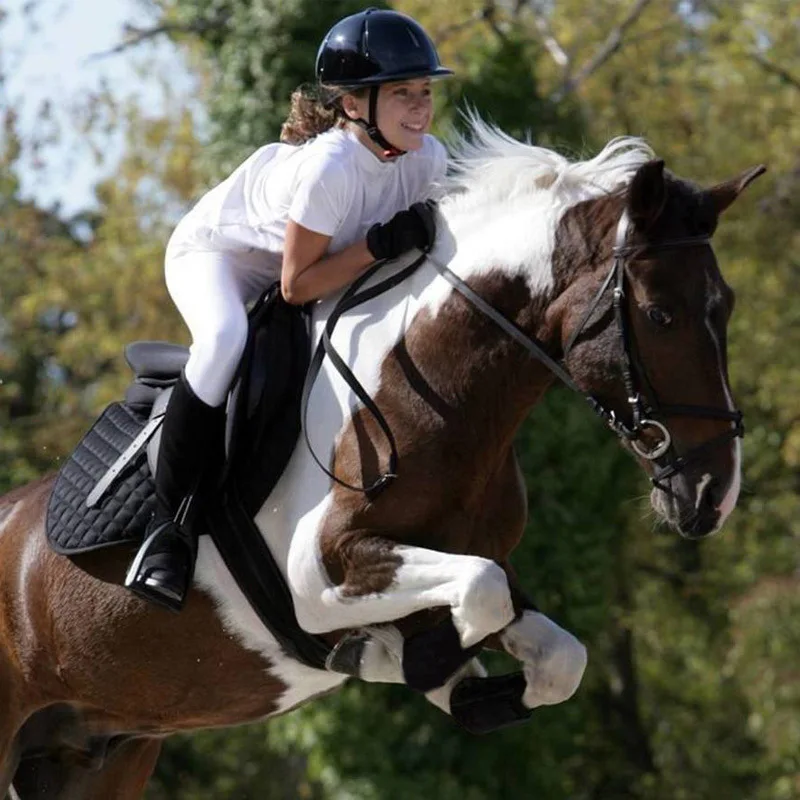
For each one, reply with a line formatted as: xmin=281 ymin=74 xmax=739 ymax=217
xmin=125 ymin=372 xmax=225 ymax=612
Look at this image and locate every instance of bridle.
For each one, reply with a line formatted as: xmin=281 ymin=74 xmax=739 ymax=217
xmin=559 ymin=212 xmax=744 ymax=489
xmin=301 ymin=211 xmax=743 ymax=496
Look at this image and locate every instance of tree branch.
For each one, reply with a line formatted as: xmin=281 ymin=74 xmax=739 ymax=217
xmin=525 ymin=0 xmax=570 ymax=70
xmin=88 ymin=15 xmax=231 ymax=60
xmin=749 ymin=51 xmax=800 ymax=93
xmin=554 ymin=0 xmax=656 ymax=101
xmin=433 ymin=10 xmax=485 ymax=44
xmin=436 ymin=2 xmax=511 ymax=48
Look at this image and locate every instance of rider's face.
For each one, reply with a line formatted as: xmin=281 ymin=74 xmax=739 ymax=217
xmin=344 ymin=78 xmax=434 ymax=155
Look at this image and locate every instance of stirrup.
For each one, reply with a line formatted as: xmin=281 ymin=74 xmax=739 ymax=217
xmin=124 ymin=520 xmax=196 ymax=613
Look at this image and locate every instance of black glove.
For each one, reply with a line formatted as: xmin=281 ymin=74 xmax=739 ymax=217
xmin=366 ymin=201 xmax=436 ymax=261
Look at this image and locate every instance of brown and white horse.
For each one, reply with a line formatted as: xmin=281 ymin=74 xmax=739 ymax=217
xmin=0 ymin=119 xmax=763 ymax=798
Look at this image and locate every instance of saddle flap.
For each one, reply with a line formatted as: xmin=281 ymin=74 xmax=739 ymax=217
xmin=225 ymin=283 xmax=310 ymax=516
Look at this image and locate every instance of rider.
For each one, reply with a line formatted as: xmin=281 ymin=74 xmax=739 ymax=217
xmin=124 ymin=8 xmax=454 ymax=612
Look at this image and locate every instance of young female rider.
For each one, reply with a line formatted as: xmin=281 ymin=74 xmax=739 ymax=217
xmin=124 ymin=8 xmax=454 ymax=612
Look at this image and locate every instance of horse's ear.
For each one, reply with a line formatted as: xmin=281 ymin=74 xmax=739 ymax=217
xmin=706 ymin=165 xmax=767 ymax=215
xmin=627 ymin=159 xmax=666 ymax=230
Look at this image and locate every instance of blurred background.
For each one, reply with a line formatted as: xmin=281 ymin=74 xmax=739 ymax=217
xmin=1 ymin=1 xmax=798 ymax=798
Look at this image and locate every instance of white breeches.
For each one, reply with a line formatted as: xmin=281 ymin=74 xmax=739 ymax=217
xmin=165 ymin=252 xmax=274 ymax=407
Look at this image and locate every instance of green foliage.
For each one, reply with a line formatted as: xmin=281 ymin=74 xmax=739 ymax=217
xmin=162 ymin=0 xmax=390 ymax=180
xmin=440 ymin=31 xmax=584 ymax=148
xmin=146 ymin=727 xmax=322 ymax=800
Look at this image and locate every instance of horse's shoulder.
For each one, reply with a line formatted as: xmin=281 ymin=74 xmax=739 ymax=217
xmin=0 ymin=473 xmax=56 ymax=510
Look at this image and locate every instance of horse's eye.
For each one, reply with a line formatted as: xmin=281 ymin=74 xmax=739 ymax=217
xmin=647 ymin=306 xmax=673 ymax=328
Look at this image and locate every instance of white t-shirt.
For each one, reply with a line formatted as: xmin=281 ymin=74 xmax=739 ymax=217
xmin=166 ymin=127 xmax=447 ymax=280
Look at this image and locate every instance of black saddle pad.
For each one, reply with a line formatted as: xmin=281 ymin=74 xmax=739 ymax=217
xmin=45 ymin=285 xmax=310 ymax=556
xmin=46 ymin=402 xmax=156 ymax=554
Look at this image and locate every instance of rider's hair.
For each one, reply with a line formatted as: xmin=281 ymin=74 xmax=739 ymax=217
xmin=280 ymin=83 xmax=369 ymax=145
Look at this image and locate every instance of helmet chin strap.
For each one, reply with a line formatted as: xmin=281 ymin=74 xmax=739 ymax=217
xmin=353 ymin=85 xmax=406 ymax=159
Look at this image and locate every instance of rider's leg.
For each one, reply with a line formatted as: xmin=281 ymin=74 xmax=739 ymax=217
xmin=125 ymin=253 xmax=255 ymax=611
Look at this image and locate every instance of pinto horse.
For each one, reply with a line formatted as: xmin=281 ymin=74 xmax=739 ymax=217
xmin=0 ymin=120 xmax=763 ymax=798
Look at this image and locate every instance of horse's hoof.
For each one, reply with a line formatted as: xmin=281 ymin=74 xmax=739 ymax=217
xmin=325 ymin=630 xmax=371 ymax=676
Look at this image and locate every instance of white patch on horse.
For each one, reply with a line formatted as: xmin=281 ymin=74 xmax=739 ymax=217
xmin=194 ymin=116 xmax=653 ymax=682
xmin=425 ymin=119 xmax=655 ymax=317
xmin=704 ymin=271 xmax=741 ymax=526
xmin=500 ymin=610 xmax=587 ymax=708
xmin=194 ymin=542 xmax=346 ymax=713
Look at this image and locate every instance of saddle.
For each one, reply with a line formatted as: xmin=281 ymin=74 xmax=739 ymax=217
xmin=46 ymin=283 xmax=331 ymax=668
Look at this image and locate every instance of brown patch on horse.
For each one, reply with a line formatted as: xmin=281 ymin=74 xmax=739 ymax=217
xmin=318 ymin=271 xmax=555 ymax=603
xmin=0 ymin=477 xmax=296 ymax=737
xmin=0 ymin=472 xmax=56 ymax=509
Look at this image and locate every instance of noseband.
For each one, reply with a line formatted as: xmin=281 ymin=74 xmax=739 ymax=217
xmin=303 ymin=212 xmax=743 ymax=496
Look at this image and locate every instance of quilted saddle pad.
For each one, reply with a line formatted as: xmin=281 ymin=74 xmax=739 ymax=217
xmin=46 ymin=402 xmax=156 ymax=554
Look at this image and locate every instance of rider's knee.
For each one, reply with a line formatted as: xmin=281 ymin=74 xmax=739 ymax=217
xmin=196 ymin=313 xmax=249 ymax=366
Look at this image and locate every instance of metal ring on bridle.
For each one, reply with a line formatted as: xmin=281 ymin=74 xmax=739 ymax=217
xmin=630 ymin=419 xmax=672 ymax=460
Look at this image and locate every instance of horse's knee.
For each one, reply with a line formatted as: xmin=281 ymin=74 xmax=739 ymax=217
xmin=453 ymin=558 xmax=514 ymax=648
xmin=501 ymin=611 xmax=587 ymax=708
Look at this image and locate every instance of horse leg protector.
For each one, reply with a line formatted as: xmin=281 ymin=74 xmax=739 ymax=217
xmin=403 ymin=616 xmax=483 ymax=692
xmin=325 ymin=630 xmax=371 ymax=676
xmin=450 ymin=672 xmax=532 ymax=735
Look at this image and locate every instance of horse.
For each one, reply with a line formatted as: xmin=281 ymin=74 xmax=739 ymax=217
xmin=0 ymin=118 xmax=764 ymax=799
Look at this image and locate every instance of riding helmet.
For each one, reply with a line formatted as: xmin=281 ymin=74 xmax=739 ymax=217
xmin=315 ymin=8 xmax=453 ymax=87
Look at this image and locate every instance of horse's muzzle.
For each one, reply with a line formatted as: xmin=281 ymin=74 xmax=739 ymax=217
xmin=650 ymin=473 xmax=724 ymax=539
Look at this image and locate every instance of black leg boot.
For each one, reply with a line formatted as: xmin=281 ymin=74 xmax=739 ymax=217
xmin=125 ymin=372 xmax=225 ymax=612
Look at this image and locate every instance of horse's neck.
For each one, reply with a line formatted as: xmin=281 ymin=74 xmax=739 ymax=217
xmin=393 ymin=266 xmax=558 ymax=456
xmin=308 ymin=233 xmax=562 ymax=466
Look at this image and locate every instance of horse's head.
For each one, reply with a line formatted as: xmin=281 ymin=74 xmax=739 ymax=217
xmin=558 ymin=160 xmax=765 ymax=538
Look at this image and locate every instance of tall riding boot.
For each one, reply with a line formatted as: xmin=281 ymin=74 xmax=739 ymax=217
xmin=125 ymin=371 xmax=225 ymax=612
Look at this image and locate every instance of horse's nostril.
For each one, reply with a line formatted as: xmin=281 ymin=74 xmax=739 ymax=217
xmin=696 ymin=474 xmax=720 ymax=513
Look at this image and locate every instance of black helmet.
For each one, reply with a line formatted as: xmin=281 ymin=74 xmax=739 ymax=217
xmin=316 ymin=8 xmax=454 ymax=87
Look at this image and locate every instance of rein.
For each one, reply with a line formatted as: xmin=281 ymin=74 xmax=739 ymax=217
xmin=301 ymin=212 xmax=743 ymax=496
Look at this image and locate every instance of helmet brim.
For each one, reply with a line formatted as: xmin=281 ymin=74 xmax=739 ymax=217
xmin=322 ymin=67 xmax=454 ymax=88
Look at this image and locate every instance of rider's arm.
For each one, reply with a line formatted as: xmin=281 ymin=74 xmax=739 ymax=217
xmin=280 ymin=220 xmax=373 ymax=306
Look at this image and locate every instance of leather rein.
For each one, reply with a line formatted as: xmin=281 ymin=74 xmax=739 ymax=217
xmin=301 ymin=211 xmax=743 ymax=497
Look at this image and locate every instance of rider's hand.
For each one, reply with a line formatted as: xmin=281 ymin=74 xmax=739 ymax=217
xmin=366 ymin=201 xmax=436 ymax=261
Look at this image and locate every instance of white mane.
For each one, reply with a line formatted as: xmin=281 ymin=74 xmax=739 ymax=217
xmin=424 ymin=113 xmax=656 ymax=305
xmin=441 ymin=112 xmax=656 ymax=213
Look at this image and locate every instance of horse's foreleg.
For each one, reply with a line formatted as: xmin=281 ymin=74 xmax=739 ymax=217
xmin=0 ymin=732 xmax=20 ymax=800
xmin=10 ymin=736 xmax=161 ymax=800
xmin=0 ymin=667 xmax=23 ymax=798
xmin=290 ymin=537 xmax=515 ymax=648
